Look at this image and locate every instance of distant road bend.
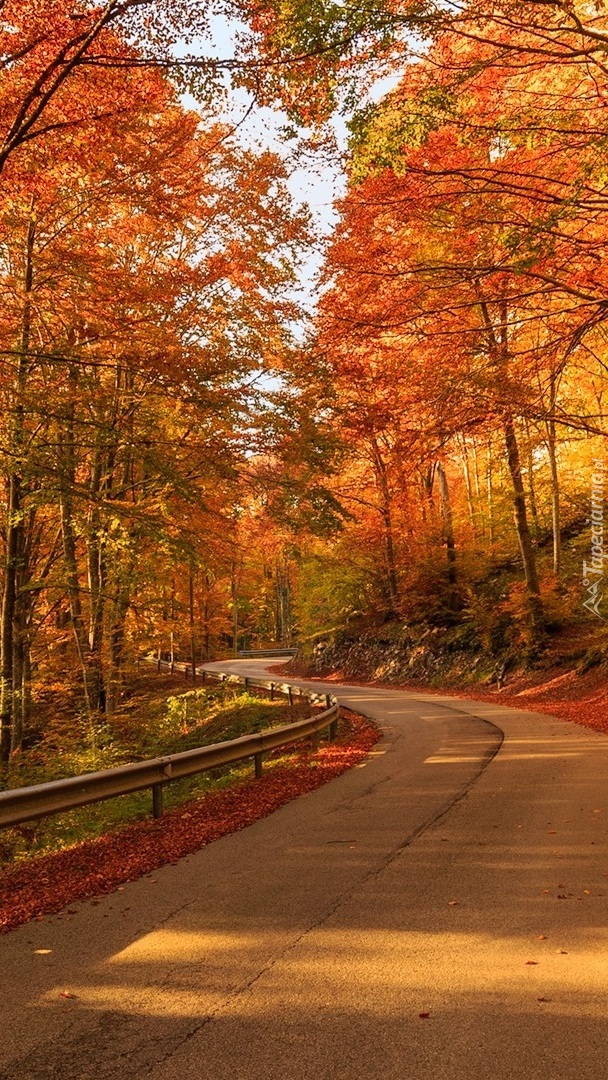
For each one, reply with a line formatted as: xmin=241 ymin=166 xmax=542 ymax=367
xmin=1 ymin=658 xmax=607 ymax=1080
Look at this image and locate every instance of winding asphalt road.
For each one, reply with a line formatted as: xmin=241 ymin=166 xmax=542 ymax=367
xmin=1 ymin=660 xmax=607 ymax=1080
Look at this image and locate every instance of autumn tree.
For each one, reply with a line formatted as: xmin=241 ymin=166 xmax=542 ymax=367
xmin=0 ymin=38 xmax=312 ymax=759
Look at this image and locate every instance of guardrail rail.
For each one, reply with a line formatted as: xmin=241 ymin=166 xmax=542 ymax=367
xmin=0 ymin=667 xmax=339 ymax=829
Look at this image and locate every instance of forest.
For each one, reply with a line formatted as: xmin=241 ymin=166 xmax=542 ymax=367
xmin=1 ymin=0 xmax=607 ymax=777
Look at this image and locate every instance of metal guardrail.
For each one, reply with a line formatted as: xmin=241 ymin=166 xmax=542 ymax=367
xmin=0 ymin=667 xmax=339 ymax=829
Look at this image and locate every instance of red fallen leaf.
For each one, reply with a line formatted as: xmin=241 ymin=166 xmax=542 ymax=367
xmin=0 ymin=713 xmax=381 ymax=934
xmin=59 ymin=991 xmax=76 ymax=999
xmin=525 ymin=961 xmax=539 ymax=965
xmin=419 ymin=1012 xmax=431 ymax=1019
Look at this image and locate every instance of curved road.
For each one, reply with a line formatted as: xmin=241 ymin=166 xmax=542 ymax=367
xmin=1 ymin=661 xmax=607 ymax=1080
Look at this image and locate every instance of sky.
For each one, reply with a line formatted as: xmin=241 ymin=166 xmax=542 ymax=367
xmin=178 ymin=17 xmax=403 ymax=324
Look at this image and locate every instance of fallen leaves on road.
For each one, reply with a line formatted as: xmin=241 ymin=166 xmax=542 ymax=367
xmin=0 ymin=711 xmax=380 ymax=934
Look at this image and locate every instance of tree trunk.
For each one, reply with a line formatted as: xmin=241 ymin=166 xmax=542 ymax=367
xmin=203 ymin=572 xmax=211 ymax=660
xmin=0 ymin=474 xmax=22 ymax=765
xmin=231 ymin=552 xmax=240 ymax=656
xmin=478 ymin=291 xmax=543 ymax=630
xmin=502 ymin=415 xmax=544 ymax=629
xmin=546 ymin=376 xmax=561 ymax=577
xmin=370 ymin=438 xmax=399 ymax=615
xmin=524 ymin=421 xmax=540 ymax=539
xmin=0 ymin=212 xmax=34 ymax=765
xmin=189 ymin=564 xmax=197 ymax=681
xmin=486 ymin=439 xmax=494 ymax=546
xmin=59 ymin=383 xmax=105 ymax=715
xmin=436 ymin=462 xmax=457 ymax=594
xmin=460 ymin=437 xmax=477 ymax=533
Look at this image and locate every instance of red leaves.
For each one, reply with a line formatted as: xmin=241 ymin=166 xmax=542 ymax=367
xmin=0 ymin=713 xmax=380 ymax=934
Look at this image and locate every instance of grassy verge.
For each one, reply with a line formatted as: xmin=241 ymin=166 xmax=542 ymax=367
xmin=0 ymin=709 xmax=381 ymax=934
xmin=1 ymin=674 xmax=310 ymax=867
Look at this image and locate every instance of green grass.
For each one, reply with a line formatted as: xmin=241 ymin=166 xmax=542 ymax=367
xmin=0 ymin=680 xmax=309 ymax=866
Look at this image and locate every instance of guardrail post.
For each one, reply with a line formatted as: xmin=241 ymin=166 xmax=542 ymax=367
xmin=152 ymin=783 xmax=164 ymax=818
xmin=244 ymin=677 xmax=249 ymax=691
xmin=288 ymin=686 xmax=293 ymax=706
xmin=0 ymin=668 xmax=354 ymax=830
xmin=270 ymin=682 xmax=275 ymax=700
xmin=325 ymin=694 xmax=332 ymax=709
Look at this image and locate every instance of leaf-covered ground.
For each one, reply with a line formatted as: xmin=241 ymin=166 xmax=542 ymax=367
xmin=420 ymin=664 xmax=608 ymax=736
xmin=0 ymin=710 xmax=379 ymax=934
xmin=291 ymin=642 xmax=608 ymax=737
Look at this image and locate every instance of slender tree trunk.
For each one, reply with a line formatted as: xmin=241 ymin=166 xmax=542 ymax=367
xmin=0 ymin=474 xmax=22 ymax=765
xmin=478 ymin=291 xmax=543 ymax=631
xmin=108 ymin=567 xmax=133 ymax=709
xmin=189 ymin=564 xmax=196 ymax=682
xmin=85 ymin=448 xmax=107 ymax=712
xmin=546 ymin=375 xmax=561 ymax=577
xmin=0 ymin=212 xmax=34 ymax=765
xmin=370 ymin=438 xmax=399 ymax=615
xmin=471 ymin=439 xmax=482 ymax=501
xmin=486 ymin=439 xmax=495 ymax=546
xmin=524 ymin=421 xmax=540 ymax=539
xmin=460 ymin=437 xmax=477 ymax=532
xmin=231 ymin=552 xmax=240 ymax=656
xmin=436 ymin=462 xmax=457 ymax=591
xmin=59 ymin=383 xmax=103 ymax=715
xmin=20 ymin=646 xmax=32 ymax=750
xmin=10 ymin=630 xmax=24 ymax=754
xmin=203 ymin=572 xmax=211 ymax=660
xmin=502 ymin=415 xmax=544 ymax=627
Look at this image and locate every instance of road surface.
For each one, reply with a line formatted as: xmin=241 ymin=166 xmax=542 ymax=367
xmin=1 ymin=660 xmax=607 ymax=1079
